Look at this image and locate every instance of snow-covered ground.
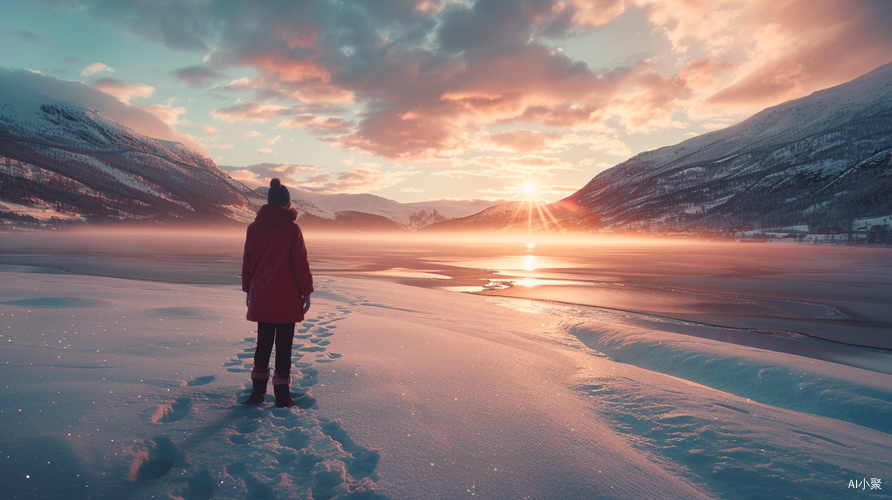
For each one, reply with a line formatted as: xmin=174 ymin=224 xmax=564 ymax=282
xmin=1 ymin=233 xmax=891 ymax=499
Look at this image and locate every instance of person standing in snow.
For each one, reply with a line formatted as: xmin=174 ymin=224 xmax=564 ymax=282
xmin=241 ymin=178 xmax=313 ymax=407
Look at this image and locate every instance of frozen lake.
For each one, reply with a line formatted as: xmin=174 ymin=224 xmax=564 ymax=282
xmin=3 ymin=229 xmax=891 ymax=350
xmin=1 ymin=229 xmax=890 ymax=499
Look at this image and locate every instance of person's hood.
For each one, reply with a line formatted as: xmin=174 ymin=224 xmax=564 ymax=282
xmin=254 ymin=204 xmax=298 ymax=227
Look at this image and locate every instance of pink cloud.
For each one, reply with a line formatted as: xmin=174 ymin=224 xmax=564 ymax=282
xmin=211 ymin=103 xmax=292 ymax=122
xmin=219 ymin=162 xmax=318 ymax=188
xmin=85 ymin=0 xmax=892 ymax=163
xmin=331 ymin=105 xmax=472 ymax=159
xmin=640 ymin=0 xmax=892 ymax=116
xmin=607 ymin=70 xmax=692 ymax=133
xmin=333 ymin=45 xmax=637 ymax=159
xmin=89 ymin=0 xmax=641 ymax=160
xmin=297 ymin=163 xmax=415 ymax=194
xmin=433 ymin=154 xmax=574 ymax=179
xmin=561 ymin=0 xmax=626 ymax=28
xmin=247 ymin=49 xmax=331 ymax=84
xmin=286 ymin=81 xmax=355 ymax=104
xmin=225 ymin=168 xmax=264 ymax=187
xmin=475 ymin=129 xmax=565 ymax=153
xmin=276 ymin=114 xmax=353 ymax=135
xmin=141 ymin=103 xmax=187 ymax=126
xmin=92 ymin=78 xmax=154 ymax=104
xmin=585 ymin=136 xmax=631 ymax=157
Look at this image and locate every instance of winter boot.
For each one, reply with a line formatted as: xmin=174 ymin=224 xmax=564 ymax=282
xmin=272 ymin=372 xmax=295 ymax=408
xmin=245 ymin=366 xmax=270 ymax=404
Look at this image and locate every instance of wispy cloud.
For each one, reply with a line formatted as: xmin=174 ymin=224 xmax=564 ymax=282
xmin=92 ymin=78 xmax=154 ymax=104
xmin=297 ymin=163 xmax=415 ymax=194
xmin=276 ymin=115 xmax=353 ymax=135
xmin=211 ymin=103 xmax=292 ymax=123
xmin=81 ymin=62 xmax=114 ymax=76
xmin=218 ymin=162 xmax=408 ymax=193
xmin=142 ymin=102 xmax=187 ymax=126
xmin=433 ymin=154 xmax=576 ymax=180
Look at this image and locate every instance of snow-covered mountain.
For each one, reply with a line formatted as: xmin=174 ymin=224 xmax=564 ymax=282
xmin=294 ymin=191 xmax=500 ymax=230
xmin=0 ymin=78 xmax=498 ymax=230
xmin=420 ymin=201 xmax=555 ymax=232
xmin=0 ymin=82 xmax=262 ymax=226
xmin=248 ymin=184 xmax=501 ymax=230
xmin=431 ymin=62 xmax=892 ymax=233
xmin=564 ymin=62 xmax=892 ymax=232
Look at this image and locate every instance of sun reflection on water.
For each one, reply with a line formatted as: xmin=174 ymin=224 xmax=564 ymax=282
xmin=522 ymin=254 xmax=536 ymax=271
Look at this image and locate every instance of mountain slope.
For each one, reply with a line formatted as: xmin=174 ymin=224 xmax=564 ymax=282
xmin=0 ymin=82 xmax=261 ymax=226
xmin=563 ymin=62 xmax=892 ymax=231
xmin=429 ymin=62 xmax=892 ymax=233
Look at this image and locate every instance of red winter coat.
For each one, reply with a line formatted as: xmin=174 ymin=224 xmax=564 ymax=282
xmin=242 ymin=204 xmax=314 ymax=323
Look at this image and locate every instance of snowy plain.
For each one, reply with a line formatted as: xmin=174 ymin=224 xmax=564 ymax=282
xmin=1 ymin=230 xmax=891 ymax=499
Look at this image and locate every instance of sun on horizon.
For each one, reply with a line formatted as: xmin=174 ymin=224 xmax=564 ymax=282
xmin=520 ymin=180 xmax=542 ymax=202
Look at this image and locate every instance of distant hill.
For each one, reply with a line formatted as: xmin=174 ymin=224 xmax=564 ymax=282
xmin=421 ymin=201 xmax=564 ymax=232
xmin=431 ymin=62 xmax=892 ymax=235
xmin=0 ymin=82 xmax=261 ymax=226
xmin=297 ymin=210 xmax=407 ymax=232
xmin=247 ymin=180 xmax=501 ymax=230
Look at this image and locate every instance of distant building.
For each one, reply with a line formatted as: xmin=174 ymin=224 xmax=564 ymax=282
xmin=868 ymin=225 xmax=887 ymax=244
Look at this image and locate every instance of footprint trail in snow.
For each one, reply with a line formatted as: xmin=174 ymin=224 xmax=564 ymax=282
xmin=129 ymin=279 xmax=383 ymax=499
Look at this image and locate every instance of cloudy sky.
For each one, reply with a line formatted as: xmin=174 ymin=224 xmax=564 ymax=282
xmin=2 ymin=0 xmax=891 ymax=203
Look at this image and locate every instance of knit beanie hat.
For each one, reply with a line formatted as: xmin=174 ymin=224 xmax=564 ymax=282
xmin=268 ymin=178 xmax=291 ymax=207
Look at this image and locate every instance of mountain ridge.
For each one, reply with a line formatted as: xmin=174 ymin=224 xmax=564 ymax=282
xmin=428 ymin=61 xmax=892 ymax=236
xmin=0 ymin=82 xmax=260 ymax=226
xmin=245 ymin=178 xmax=502 ymax=230
xmin=0 ymin=83 xmax=498 ymax=230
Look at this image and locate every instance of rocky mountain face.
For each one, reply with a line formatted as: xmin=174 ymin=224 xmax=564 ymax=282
xmin=429 ymin=62 xmax=892 ymax=234
xmin=565 ymin=62 xmax=892 ymax=233
xmin=0 ymin=83 xmax=261 ymax=227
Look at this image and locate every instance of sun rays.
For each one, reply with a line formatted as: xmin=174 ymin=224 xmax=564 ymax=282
xmin=506 ymin=181 xmax=567 ymax=233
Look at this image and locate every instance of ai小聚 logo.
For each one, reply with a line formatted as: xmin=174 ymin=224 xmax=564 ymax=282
xmin=848 ymin=478 xmax=882 ymax=491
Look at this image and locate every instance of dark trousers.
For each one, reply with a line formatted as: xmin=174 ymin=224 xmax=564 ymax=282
xmin=254 ymin=322 xmax=296 ymax=375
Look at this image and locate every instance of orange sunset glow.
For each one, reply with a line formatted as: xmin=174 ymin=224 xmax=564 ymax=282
xmin=1 ymin=3 xmax=892 ymax=499
xmin=3 ymin=1 xmax=892 ymax=205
